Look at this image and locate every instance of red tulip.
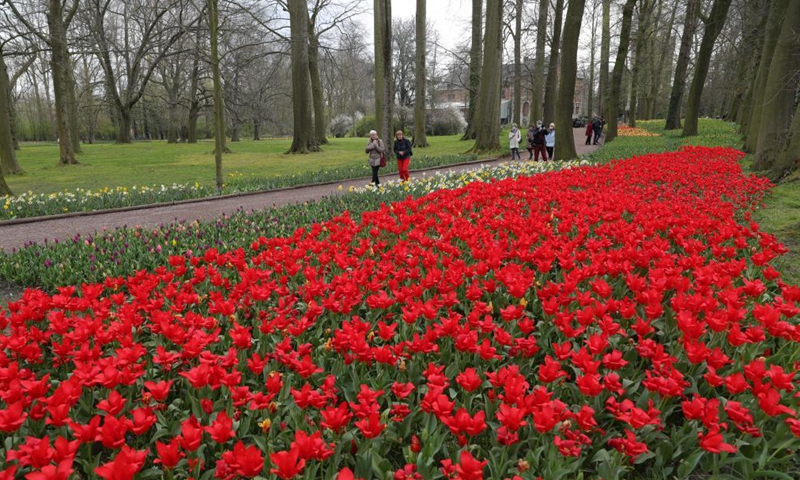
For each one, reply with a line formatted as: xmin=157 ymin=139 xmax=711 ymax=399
xmin=269 ymin=448 xmax=305 ymax=479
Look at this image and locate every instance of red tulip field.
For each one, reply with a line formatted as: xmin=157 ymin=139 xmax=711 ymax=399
xmin=1 ymin=146 xmax=798 ymax=480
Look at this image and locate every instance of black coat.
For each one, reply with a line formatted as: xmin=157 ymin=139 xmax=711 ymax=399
xmin=393 ymin=138 xmax=413 ymax=160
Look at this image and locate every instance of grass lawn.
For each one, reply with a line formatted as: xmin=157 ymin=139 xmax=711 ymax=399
xmin=743 ymin=158 xmax=800 ymax=286
xmin=7 ymin=135 xmax=496 ymax=195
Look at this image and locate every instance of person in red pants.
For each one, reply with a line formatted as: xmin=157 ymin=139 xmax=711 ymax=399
xmin=393 ymin=130 xmax=413 ymax=182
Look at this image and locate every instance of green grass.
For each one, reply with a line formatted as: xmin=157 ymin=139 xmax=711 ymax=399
xmin=741 ymin=156 xmax=800 ymax=286
xmin=8 ymin=135 xmax=497 ymax=195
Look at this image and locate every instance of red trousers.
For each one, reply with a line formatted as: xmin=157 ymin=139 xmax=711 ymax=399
xmin=533 ymin=145 xmax=548 ymax=161
xmin=397 ymin=158 xmax=411 ymax=181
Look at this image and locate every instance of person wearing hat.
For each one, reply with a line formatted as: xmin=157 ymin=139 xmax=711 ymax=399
xmin=393 ymin=130 xmax=413 ymax=182
xmin=545 ymin=123 xmax=555 ymax=159
xmin=365 ymin=130 xmax=385 ymax=186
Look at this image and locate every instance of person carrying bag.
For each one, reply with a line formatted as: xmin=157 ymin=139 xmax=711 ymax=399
xmin=366 ymin=130 xmax=385 ymax=186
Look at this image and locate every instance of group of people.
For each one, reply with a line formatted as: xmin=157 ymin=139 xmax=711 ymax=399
xmin=585 ymin=116 xmax=605 ymax=145
xmin=509 ymin=122 xmax=555 ymax=161
xmin=365 ymin=130 xmax=412 ymax=186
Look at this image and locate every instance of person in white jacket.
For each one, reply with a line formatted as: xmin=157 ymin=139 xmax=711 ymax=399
xmin=545 ymin=123 xmax=556 ymax=159
xmin=508 ymin=123 xmax=522 ymax=160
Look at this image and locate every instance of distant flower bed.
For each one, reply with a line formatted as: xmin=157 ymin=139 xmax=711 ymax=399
xmin=617 ymin=125 xmax=661 ymax=137
xmin=0 ymin=154 xmax=478 ymax=221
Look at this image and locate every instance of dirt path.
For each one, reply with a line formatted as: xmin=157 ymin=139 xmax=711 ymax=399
xmin=0 ymin=130 xmax=599 ymax=254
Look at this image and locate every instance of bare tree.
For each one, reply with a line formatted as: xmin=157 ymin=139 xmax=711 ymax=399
xmin=288 ymin=0 xmax=318 ymax=153
xmin=461 ymin=0 xmax=482 ymax=140
xmin=6 ymin=0 xmax=81 ymax=163
xmin=604 ymin=0 xmax=637 ymax=143
xmin=554 ymin=0 xmax=585 ymax=160
xmin=531 ymin=0 xmax=547 ymax=124
xmin=470 ymin=0 xmax=502 ymax=152
xmin=374 ymin=0 xmax=392 ymax=145
xmin=542 ymin=0 xmax=564 ymax=126
xmin=682 ymin=0 xmax=734 ymax=137
xmin=412 ymin=0 xmax=427 ymax=147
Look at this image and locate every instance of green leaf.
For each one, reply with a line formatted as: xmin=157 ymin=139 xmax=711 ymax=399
xmin=677 ymin=450 xmax=704 ymax=478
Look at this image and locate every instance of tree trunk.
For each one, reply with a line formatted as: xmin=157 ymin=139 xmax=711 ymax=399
xmin=470 ymin=0 xmax=503 ymax=152
xmin=599 ymin=0 xmax=610 ymax=118
xmin=587 ymin=5 xmax=597 ymax=117
xmin=665 ymin=0 xmax=701 ymax=130
xmin=187 ymin=38 xmax=201 ymax=144
xmin=727 ymin=1 xmax=768 ymax=123
xmin=461 ymin=0 xmax=483 ymax=140
xmin=628 ymin=0 xmax=653 ymax=128
xmin=554 ymin=0 xmax=586 ymax=160
xmin=308 ymin=30 xmax=328 ymax=145
xmin=117 ymin=107 xmax=132 ymax=144
xmin=604 ymin=0 xmax=637 ymax=143
xmin=413 ymin=0 xmax=428 ymax=147
xmin=752 ymin=1 xmax=800 ymax=171
xmin=231 ymin=121 xmax=240 ymax=142
xmin=770 ymin=100 xmax=800 ymax=181
xmin=5 ymin=68 xmax=20 ymax=151
xmin=647 ymin=0 xmax=678 ymax=120
xmin=48 ymin=0 xmax=78 ymax=165
xmin=0 ymin=50 xmax=23 ymax=175
xmin=288 ymin=0 xmax=318 ymax=154
xmin=253 ymin=119 xmax=260 ymax=141
xmin=64 ymin=52 xmax=81 ymax=153
xmin=542 ymin=0 xmax=564 ymax=126
xmin=744 ymin=0 xmax=789 ymax=151
xmin=736 ymin=1 xmax=770 ymax=128
xmin=512 ymin=0 xmax=522 ymax=125
xmin=374 ymin=0 xmax=393 ymax=146
xmin=532 ymin=0 xmax=548 ymax=125
xmin=682 ymin=0 xmax=734 ymax=137
xmin=209 ymin=0 xmax=226 ymax=189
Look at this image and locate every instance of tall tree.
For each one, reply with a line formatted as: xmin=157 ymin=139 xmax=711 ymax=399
xmin=542 ymin=0 xmax=564 ymax=125
xmin=374 ymin=0 xmax=393 ymax=145
xmin=743 ymin=0 xmax=789 ymax=151
xmin=470 ymin=0 xmax=502 ymax=152
xmin=770 ymin=99 xmax=800 ymax=181
xmin=554 ymin=0 xmax=586 ymax=160
xmin=628 ymin=0 xmax=654 ymax=128
xmin=531 ymin=0 xmax=547 ymax=124
xmin=7 ymin=0 xmax=80 ymax=164
xmin=412 ymin=0 xmax=428 ymax=147
xmin=604 ymin=0 xmax=637 ymax=143
xmin=462 ymin=0 xmax=482 ymax=140
xmin=752 ymin=1 xmax=800 ymax=172
xmin=664 ymin=0 xmax=701 ymax=129
xmin=512 ymin=0 xmax=522 ymax=125
xmin=288 ymin=0 xmax=318 ymax=153
xmin=0 ymin=47 xmax=22 ymax=176
xmin=598 ymin=0 xmax=610 ymax=118
xmin=733 ymin=0 xmax=769 ymax=126
xmin=682 ymin=0 xmax=734 ymax=137
xmin=86 ymin=0 xmax=189 ymax=144
xmin=586 ymin=0 xmax=599 ymax=116
xmin=645 ymin=0 xmax=677 ymax=119
xmin=209 ymin=0 xmax=226 ymax=189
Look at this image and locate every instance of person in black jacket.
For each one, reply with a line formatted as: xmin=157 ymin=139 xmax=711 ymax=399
xmin=592 ymin=117 xmax=605 ymax=145
xmin=531 ymin=121 xmax=548 ymax=161
xmin=393 ymin=130 xmax=413 ymax=182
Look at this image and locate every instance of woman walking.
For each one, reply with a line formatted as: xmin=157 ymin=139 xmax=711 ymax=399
xmin=585 ymin=120 xmax=593 ymax=145
xmin=365 ymin=130 xmax=385 ymax=186
xmin=508 ymin=123 xmax=522 ymax=160
xmin=393 ymin=130 xmax=413 ymax=182
xmin=545 ymin=123 xmax=555 ymax=159
xmin=526 ymin=124 xmax=536 ymax=160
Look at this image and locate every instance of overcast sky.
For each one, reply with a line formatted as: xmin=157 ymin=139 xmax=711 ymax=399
xmin=361 ymin=0 xmax=474 ymax=51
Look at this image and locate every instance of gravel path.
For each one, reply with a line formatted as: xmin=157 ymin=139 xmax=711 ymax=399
xmin=0 ymin=130 xmax=599 ymax=253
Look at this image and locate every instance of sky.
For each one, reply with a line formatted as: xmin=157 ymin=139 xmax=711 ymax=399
xmin=362 ymin=0 xmax=474 ymax=51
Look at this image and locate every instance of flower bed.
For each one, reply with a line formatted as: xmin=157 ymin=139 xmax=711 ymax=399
xmin=1 ymin=147 xmax=798 ymax=480
xmin=0 ymin=160 xmax=587 ymax=290
xmin=0 ymin=154 xmax=477 ymax=221
xmin=617 ymin=125 xmax=661 ymax=137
